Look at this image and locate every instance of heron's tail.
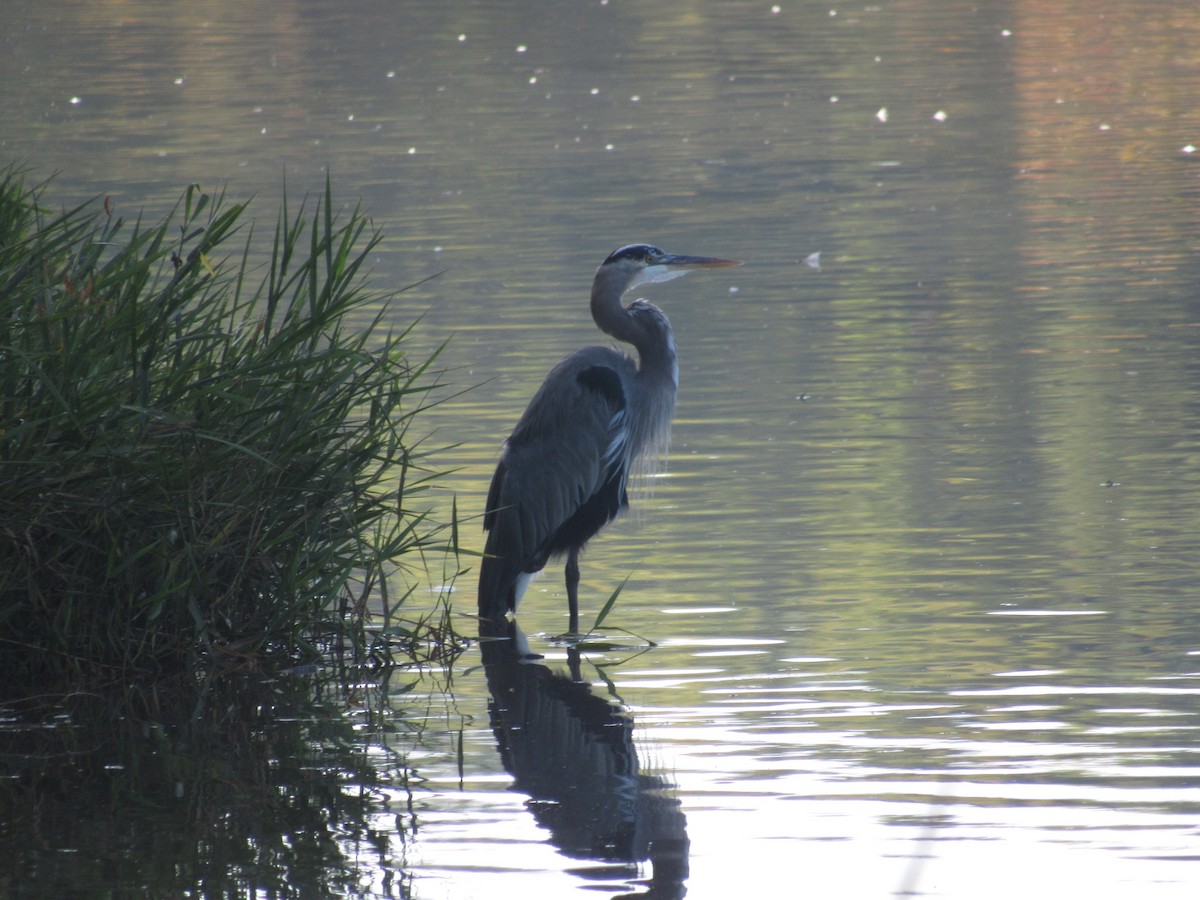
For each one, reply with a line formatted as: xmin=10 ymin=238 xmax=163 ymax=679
xmin=477 ymin=551 xmax=519 ymax=625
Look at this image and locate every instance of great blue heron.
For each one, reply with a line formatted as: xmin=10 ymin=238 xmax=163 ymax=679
xmin=477 ymin=244 xmax=740 ymax=632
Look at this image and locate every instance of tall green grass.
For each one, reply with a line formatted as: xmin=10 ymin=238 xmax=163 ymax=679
xmin=0 ymin=169 xmax=454 ymax=685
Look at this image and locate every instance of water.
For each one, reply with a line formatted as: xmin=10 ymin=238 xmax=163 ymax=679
xmin=2 ymin=0 xmax=1199 ymax=896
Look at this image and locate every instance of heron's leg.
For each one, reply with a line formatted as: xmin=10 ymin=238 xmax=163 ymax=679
xmin=565 ymin=547 xmax=581 ymax=634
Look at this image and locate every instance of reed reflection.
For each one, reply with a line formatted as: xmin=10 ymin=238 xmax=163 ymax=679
xmin=480 ymin=620 xmax=689 ymax=898
xmin=0 ymin=676 xmax=411 ymax=899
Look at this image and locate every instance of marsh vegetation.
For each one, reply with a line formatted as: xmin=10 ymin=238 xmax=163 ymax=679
xmin=0 ymin=170 xmax=460 ymax=690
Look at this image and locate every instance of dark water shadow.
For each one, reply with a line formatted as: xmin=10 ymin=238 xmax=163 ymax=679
xmin=0 ymin=672 xmax=415 ymax=899
xmin=480 ymin=620 xmax=689 ymax=899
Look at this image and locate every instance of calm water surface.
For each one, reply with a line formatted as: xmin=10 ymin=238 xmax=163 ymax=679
xmin=2 ymin=0 xmax=1199 ymax=897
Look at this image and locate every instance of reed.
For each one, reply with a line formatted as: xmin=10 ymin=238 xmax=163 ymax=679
xmin=0 ymin=169 xmax=455 ymax=686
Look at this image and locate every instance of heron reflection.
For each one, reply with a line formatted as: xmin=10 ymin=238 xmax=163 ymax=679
xmin=480 ymin=620 xmax=689 ymax=898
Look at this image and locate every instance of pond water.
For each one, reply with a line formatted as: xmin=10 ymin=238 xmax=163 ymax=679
xmin=2 ymin=0 xmax=1200 ymax=897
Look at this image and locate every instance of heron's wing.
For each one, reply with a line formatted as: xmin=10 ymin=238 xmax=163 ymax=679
xmin=483 ymin=354 xmax=632 ymax=571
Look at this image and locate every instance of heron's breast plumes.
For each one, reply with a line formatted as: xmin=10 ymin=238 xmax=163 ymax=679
xmin=624 ymin=311 xmax=678 ymax=499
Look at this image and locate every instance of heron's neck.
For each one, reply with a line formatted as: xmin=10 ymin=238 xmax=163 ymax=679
xmin=591 ymin=270 xmax=678 ymax=464
xmin=592 ymin=281 xmax=678 ymax=401
xmin=590 ymin=268 xmax=642 ymax=346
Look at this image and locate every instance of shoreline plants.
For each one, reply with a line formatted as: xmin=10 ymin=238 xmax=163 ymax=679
xmin=0 ymin=169 xmax=457 ymax=689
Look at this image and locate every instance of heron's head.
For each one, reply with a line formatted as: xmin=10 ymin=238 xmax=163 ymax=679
xmin=600 ymin=243 xmax=741 ymax=293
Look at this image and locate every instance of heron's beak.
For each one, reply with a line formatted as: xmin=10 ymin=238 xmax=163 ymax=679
xmin=661 ymin=254 xmax=742 ymax=270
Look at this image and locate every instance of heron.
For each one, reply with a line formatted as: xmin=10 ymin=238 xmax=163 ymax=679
xmin=477 ymin=244 xmax=741 ymax=632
